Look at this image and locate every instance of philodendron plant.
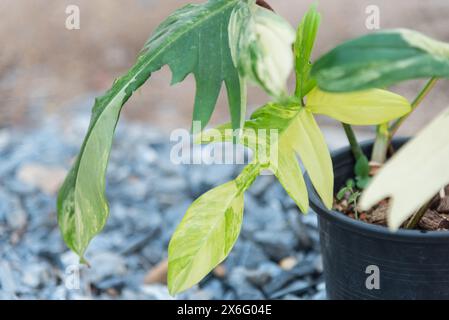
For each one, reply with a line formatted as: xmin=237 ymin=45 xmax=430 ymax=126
xmin=57 ymin=1 xmax=412 ymax=294
xmin=309 ymin=28 xmax=449 ymax=230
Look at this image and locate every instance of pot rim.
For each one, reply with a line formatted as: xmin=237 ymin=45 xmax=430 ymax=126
xmin=306 ymin=138 xmax=449 ymax=243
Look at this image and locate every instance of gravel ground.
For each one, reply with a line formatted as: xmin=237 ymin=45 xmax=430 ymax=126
xmin=0 ymin=95 xmax=372 ymax=300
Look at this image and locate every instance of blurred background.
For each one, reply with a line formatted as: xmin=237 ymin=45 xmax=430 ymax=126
xmin=0 ymin=0 xmax=448 ymax=300
xmin=2 ymin=0 xmax=449 ymax=131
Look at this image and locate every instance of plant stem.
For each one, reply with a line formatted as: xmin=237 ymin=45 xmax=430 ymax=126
xmin=370 ymin=78 xmax=438 ymax=166
xmin=342 ymin=123 xmax=364 ymax=160
xmin=390 ymin=78 xmax=438 ymax=137
xmin=371 ymin=123 xmax=390 ymax=164
xmin=405 ymin=198 xmax=433 ymax=229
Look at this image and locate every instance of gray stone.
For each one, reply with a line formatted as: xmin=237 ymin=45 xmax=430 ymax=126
xmin=270 ymin=280 xmax=312 ymax=299
xmin=263 ymin=182 xmax=288 ymax=204
xmin=95 ymin=277 xmax=126 ymax=291
xmin=290 ymin=258 xmax=319 ymax=278
xmin=302 ymin=210 xmax=319 ymax=229
xmin=120 ymin=179 xmax=148 ymax=203
xmin=141 ymin=284 xmax=173 ymax=300
xmin=119 ymin=230 xmax=159 ymax=255
xmin=225 ymin=240 xmax=268 ymax=269
xmin=202 ymin=164 xmax=236 ymax=187
xmin=87 ymin=252 xmax=127 ymax=283
xmin=0 ymin=130 xmax=11 ymax=152
xmin=202 ymin=279 xmax=224 ymax=300
xmin=178 ymin=287 xmax=213 ymax=300
xmin=4 ymin=178 xmax=36 ymax=195
xmin=23 ymin=193 xmax=54 ymax=227
xmin=22 ymin=263 xmax=51 ymax=289
xmin=282 ymin=294 xmax=302 ymax=300
xmin=141 ymin=245 xmax=165 ymax=265
xmin=245 ymin=268 xmax=274 ymax=287
xmin=227 ymin=267 xmax=265 ymax=300
xmin=248 ymin=174 xmax=275 ymax=198
xmin=16 ymin=163 xmax=67 ymax=195
xmin=161 ymin=200 xmax=191 ymax=241
xmin=253 ymin=231 xmax=296 ymax=261
xmin=155 ymin=176 xmax=187 ymax=193
xmin=242 ymin=200 xmax=286 ymax=235
xmin=0 ymin=189 xmax=11 ymax=221
xmin=312 ymin=290 xmax=327 ymax=300
xmin=49 ymin=285 xmax=69 ymax=300
xmin=5 ymin=203 xmax=27 ymax=230
xmin=0 ymin=262 xmax=17 ymax=294
xmin=287 ymin=209 xmax=314 ymax=250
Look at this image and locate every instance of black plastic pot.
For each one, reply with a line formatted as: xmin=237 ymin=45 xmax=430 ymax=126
xmin=306 ymin=138 xmax=449 ymax=300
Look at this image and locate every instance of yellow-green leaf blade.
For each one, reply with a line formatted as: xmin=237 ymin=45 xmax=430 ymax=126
xmin=360 ymin=108 xmax=449 ymax=230
xmin=270 ymin=147 xmax=309 ymax=213
xmin=168 ymin=181 xmax=244 ymax=295
xmin=292 ymin=109 xmax=333 ymax=208
xmin=307 ymin=88 xmax=411 ymax=125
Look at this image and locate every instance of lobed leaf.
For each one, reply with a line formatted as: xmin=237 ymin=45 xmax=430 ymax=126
xmin=360 ymin=108 xmax=449 ymax=230
xmin=311 ymin=29 xmax=449 ymax=92
xmin=57 ymin=0 xmax=244 ymax=260
xmin=306 ymin=88 xmax=411 ymax=125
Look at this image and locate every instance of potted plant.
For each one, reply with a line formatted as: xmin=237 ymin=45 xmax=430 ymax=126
xmin=56 ymin=0 xmax=445 ymax=299
xmin=308 ymin=28 xmax=449 ymax=299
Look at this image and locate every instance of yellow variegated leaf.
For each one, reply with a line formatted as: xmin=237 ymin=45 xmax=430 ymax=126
xmin=292 ymin=109 xmax=333 ymax=208
xmin=168 ymin=180 xmax=244 ymax=295
xmin=200 ymin=102 xmax=333 ymax=211
xmin=306 ymin=88 xmax=411 ymax=125
xmin=272 ymin=146 xmax=309 ymax=213
xmin=360 ymin=108 xmax=449 ymax=230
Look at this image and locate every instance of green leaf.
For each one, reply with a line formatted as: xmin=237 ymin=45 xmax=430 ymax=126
xmin=336 ymin=187 xmax=348 ymax=201
xmin=291 ymin=107 xmax=333 ymax=208
xmin=356 ymin=177 xmax=370 ymax=190
xmin=312 ymin=29 xmax=449 ymax=92
xmin=168 ymin=163 xmax=260 ymax=295
xmin=57 ymin=0 xmax=244 ymax=260
xmin=346 ymin=179 xmax=355 ymax=189
xmin=229 ymin=0 xmax=296 ymax=97
xmin=306 ymin=88 xmax=411 ymax=125
xmin=200 ymin=101 xmax=333 ymax=210
xmin=294 ymin=4 xmax=321 ymax=98
xmin=360 ymin=108 xmax=449 ymax=230
xmin=348 ymin=192 xmax=360 ymax=205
